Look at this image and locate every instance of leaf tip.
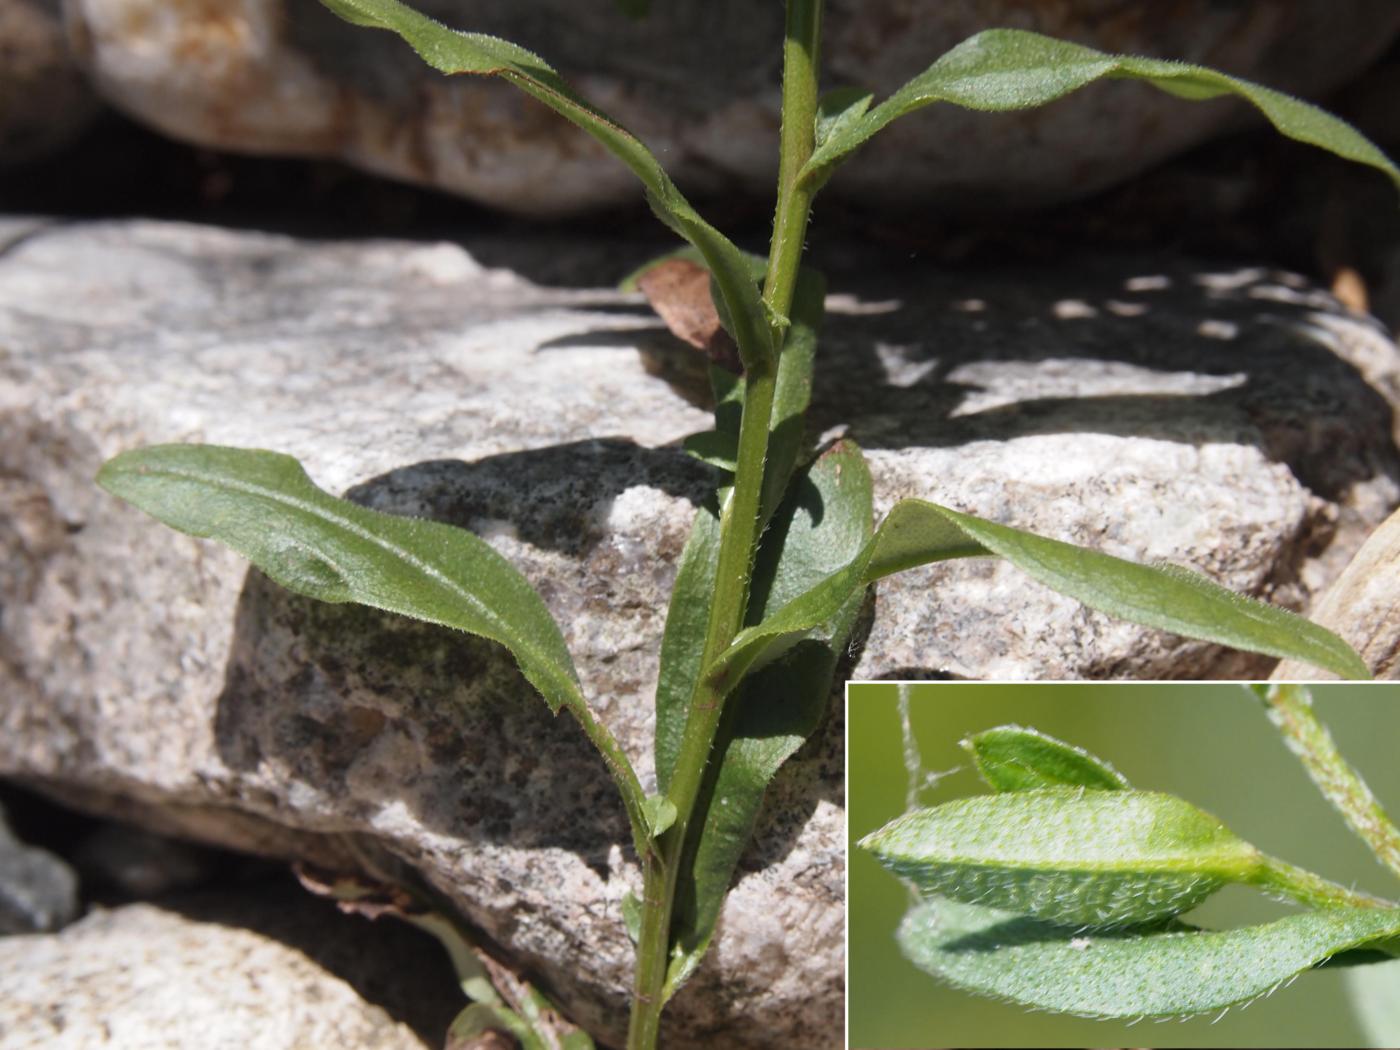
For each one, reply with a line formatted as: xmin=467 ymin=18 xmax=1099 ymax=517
xmin=643 ymin=794 xmax=678 ymax=838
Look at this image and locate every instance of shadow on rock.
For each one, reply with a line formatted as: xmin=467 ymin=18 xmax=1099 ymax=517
xmin=161 ymin=876 xmax=464 ymax=1046
xmin=343 ymin=437 xmax=715 ymax=558
xmin=808 ymin=257 xmax=1400 ymax=503
xmin=212 ymin=435 xmax=843 ymax=894
xmin=215 ymin=575 xmax=637 ymax=866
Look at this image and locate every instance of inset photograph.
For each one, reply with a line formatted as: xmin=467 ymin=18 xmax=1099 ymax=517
xmin=849 ymin=681 xmax=1400 ymax=1048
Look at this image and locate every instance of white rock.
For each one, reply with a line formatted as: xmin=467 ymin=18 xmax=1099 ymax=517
xmin=1273 ymin=504 xmax=1400 ymax=680
xmin=60 ymin=0 xmax=1400 ymax=215
xmin=0 ymin=902 xmax=429 ymax=1049
xmin=2 ymin=218 xmax=1399 ymax=1045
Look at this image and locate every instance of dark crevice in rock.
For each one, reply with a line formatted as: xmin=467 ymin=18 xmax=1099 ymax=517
xmin=0 ymin=784 xmax=464 ymax=1047
xmin=159 ymin=876 xmax=464 ymax=1047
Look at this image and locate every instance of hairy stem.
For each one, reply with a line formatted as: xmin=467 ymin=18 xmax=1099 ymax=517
xmin=627 ymin=2 xmax=823 ymax=1046
xmin=1255 ymin=683 xmax=1400 ymax=882
xmin=1255 ymin=854 xmax=1394 ymax=910
xmin=763 ymin=0 xmax=823 ymax=321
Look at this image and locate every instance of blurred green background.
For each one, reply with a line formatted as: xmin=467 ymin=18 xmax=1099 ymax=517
xmin=847 ymin=681 xmax=1400 ymax=1048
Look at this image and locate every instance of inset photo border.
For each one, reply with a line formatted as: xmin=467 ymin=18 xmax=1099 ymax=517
xmin=847 ymin=681 xmax=1400 ymax=1049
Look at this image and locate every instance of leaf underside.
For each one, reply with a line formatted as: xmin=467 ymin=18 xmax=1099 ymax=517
xmin=899 ymin=896 xmax=1400 ymax=1019
xmin=803 ymin=28 xmax=1400 ymax=195
xmin=861 ymin=789 xmax=1259 ymax=929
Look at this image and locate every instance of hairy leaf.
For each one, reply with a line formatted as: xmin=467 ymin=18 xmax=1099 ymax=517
xmin=801 ymin=29 xmax=1400 ymax=194
xmin=963 ymin=725 xmax=1130 ymax=792
xmin=99 ymin=445 xmax=579 ymax=704
xmin=317 ymin=0 xmax=776 ymax=374
xmin=861 ymin=789 xmax=1262 ymax=928
xmin=655 ymin=267 xmax=828 ymax=789
xmin=643 ymin=794 xmax=678 ymax=838
xmin=899 ymin=896 xmax=1400 ymax=1018
xmin=662 ymin=439 xmax=873 ymax=997
xmin=621 ymin=890 xmax=644 ymax=945
xmin=760 ymin=268 xmax=824 ymax=524
xmin=680 ymin=432 xmax=738 ymax=473
xmin=814 ymin=86 xmax=874 ymax=154
xmin=706 ymin=498 xmax=1370 ymax=689
xmin=98 ymin=444 xmax=650 ymax=850
xmin=654 ymin=498 xmax=721 ymax=792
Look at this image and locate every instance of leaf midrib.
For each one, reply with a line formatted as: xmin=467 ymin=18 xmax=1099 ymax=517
xmin=915 ymin=854 xmax=1246 ymax=876
xmin=132 ymin=460 xmax=582 ymax=698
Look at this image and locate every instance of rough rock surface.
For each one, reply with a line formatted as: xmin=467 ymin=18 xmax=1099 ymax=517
xmin=3 ymin=218 xmax=1400 ymax=1046
xmin=62 ymin=0 xmax=1400 ymax=215
xmin=0 ymin=893 xmax=442 ymax=1049
xmin=1273 ymin=504 xmax=1400 ymax=681
xmin=0 ymin=0 xmax=99 ymax=165
xmin=0 ymin=799 xmax=79 ymax=933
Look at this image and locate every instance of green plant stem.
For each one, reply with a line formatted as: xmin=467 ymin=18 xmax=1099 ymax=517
xmin=1255 ymin=683 xmax=1400 ymax=882
xmin=763 ymin=0 xmax=823 ymax=320
xmin=1255 ymin=854 xmax=1394 ymax=910
xmin=626 ymin=370 xmax=778 ymax=1050
xmin=627 ymin=3 xmax=823 ymax=1047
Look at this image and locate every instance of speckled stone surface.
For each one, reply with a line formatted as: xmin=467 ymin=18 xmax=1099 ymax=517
xmin=1273 ymin=504 xmax=1400 ymax=681
xmin=62 ymin=0 xmax=1400 ymax=215
xmin=2 ymin=218 xmax=1399 ymax=1046
xmin=0 ymin=898 xmax=434 ymax=1049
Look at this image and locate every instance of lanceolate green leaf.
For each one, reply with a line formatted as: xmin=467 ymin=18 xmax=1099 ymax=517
xmin=963 ymin=725 xmax=1130 ymax=793
xmin=317 ymin=0 xmax=776 ymax=374
xmin=654 ymin=497 xmax=721 ymax=793
xmin=814 ymin=86 xmax=874 ymax=153
xmin=655 ymin=265 xmax=828 ymax=789
xmin=801 ymin=29 xmax=1400 ymax=194
xmin=706 ymin=498 xmax=1370 ymax=689
xmin=98 ymin=445 xmax=579 ymax=703
xmin=898 ymin=896 xmax=1400 ymax=1019
xmin=97 ymin=444 xmax=650 ymax=851
xmin=643 ymin=794 xmax=678 ymax=839
xmin=861 ymin=789 xmax=1262 ymax=928
xmin=760 ymin=268 xmax=824 ymax=525
xmin=662 ymin=439 xmax=873 ymax=997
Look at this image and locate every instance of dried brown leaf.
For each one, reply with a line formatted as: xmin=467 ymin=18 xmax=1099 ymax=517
xmin=637 ymin=258 xmax=743 ymax=374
